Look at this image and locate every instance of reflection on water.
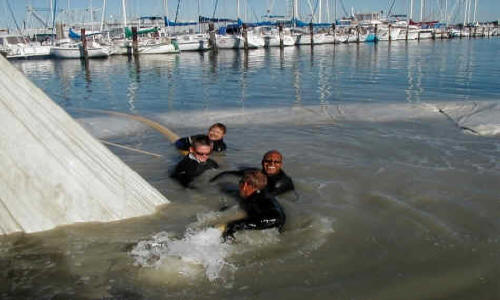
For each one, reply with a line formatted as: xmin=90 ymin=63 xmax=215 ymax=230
xmin=12 ymin=39 xmax=500 ymax=115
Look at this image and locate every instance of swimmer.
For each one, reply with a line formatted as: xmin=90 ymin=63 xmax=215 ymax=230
xmin=210 ymin=150 xmax=294 ymax=196
xmin=171 ymin=135 xmax=219 ymax=187
xmin=219 ymin=170 xmax=286 ymax=240
xmin=175 ymin=123 xmax=227 ymax=154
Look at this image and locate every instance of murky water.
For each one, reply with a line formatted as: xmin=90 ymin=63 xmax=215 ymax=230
xmin=2 ymin=38 xmax=499 ymax=299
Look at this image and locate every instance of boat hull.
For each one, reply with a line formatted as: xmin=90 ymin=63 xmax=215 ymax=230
xmin=50 ymin=46 xmax=109 ymax=59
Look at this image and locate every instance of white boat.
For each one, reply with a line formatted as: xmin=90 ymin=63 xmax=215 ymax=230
xmin=334 ymin=33 xmax=349 ymax=43
xmin=417 ymin=29 xmax=434 ymax=39
xmin=258 ymin=27 xmax=295 ymax=47
xmin=108 ymin=39 xmax=130 ymax=55
xmin=5 ymin=44 xmax=51 ymax=59
xmin=51 ymin=41 xmax=109 ymax=59
xmin=216 ymin=35 xmax=243 ymax=49
xmin=135 ymin=38 xmax=179 ymax=54
xmin=294 ymin=31 xmax=334 ymax=45
xmin=0 ymin=35 xmax=51 ymax=59
xmin=172 ymin=33 xmax=210 ymax=51
xmin=216 ymin=33 xmax=264 ymax=49
xmin=450 ymin=28 xmax=469 ymax=38
xmin=377 ymin=26 xmax=402 ymax=41
xmin=346 ymin=32 xmax=369 ymax=43
xmin=397 ymin=26 xmax=419 ymax=40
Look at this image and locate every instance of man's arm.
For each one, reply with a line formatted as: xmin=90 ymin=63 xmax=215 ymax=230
xmin=209 ymin=167 xmax=258 ymax=182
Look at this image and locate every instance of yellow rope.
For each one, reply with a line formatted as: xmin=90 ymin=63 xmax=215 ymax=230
xmin=76 ymin=108 xmax=181 ymax=142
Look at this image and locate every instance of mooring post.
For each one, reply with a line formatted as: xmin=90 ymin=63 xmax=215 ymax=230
xmin=208 ymin=23 xmax=216 ymax=51
xmin=80 ymin=28 xmax=88 ymax=59
xmin=132 ymin=26 xmax=138 ymax=56
xmin=332 ymin=23 xmax=336 ymax=45
xmin=374 ymin=24 xmax=378 ymax=42
xmin=279 ymin=24 xmax=284 ymax=48
xmin=309 ymin=22 xmax=314 ymax=46
xmin=388 ymin=24 xmax=391 ymax=42
xmin=243 ymin=23 xmax=248 ymax=51
xmin=356 ymin=25 xmax=360 ymax=43
xmin=405 ymin=25 xmax=409 ymax=41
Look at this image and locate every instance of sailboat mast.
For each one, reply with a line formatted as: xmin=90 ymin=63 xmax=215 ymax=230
xmin=319 ymin=0 xmax=322 ymax=23
xmin=122 ymin=0 xmax=127 ymax=32
xmin=420 ymin=0 xmax=424 ymax=21
xmin=100 ymin=0 xmax=106 ymax=32
xmin=50 ymin=0 xmax=54 ymax=28
xmin=409 ymin=0 xmax=413 ymax=21
xmin=463 ymin=0 xmax=467 ymax=26
xmin=334 ymin=0 xmax=337 ymax=21
xmin=444 ymin=0 xmax=447 ymax=24
xmin=90 ymin=0 xmax=94 ymax=32
xmin=237 ymin=0 xmax=240 ymax=20
xmin=163 ymin=0 xmax=169 ymax=32
xmin=473 ymin=0 xmax=477 ymax=24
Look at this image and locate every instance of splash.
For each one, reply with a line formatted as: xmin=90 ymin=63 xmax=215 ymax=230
xmin=130 ymin=228 xmax=234 ymax=282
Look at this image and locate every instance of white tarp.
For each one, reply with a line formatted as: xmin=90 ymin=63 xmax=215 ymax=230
xmin=0 ymin=55 xmax=169 ymax=235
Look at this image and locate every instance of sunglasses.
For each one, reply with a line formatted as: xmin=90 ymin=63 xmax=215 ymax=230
xmin=195 ymin=151 xmax=210 ymax=156
xmin=263 ymin=159 xmax=282 ymax=164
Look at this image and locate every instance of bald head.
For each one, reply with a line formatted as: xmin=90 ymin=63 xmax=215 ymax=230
xmin=262 ymin=150 xmax=283 ymax=176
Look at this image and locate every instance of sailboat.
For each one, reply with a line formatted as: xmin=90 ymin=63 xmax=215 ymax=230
xmin=50 ymin=40 xmax=109 ymax=58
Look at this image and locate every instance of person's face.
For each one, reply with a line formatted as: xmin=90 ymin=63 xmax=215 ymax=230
xmin=262 ymin=153 xmax=282 ymax=176
xmin=208 ymin=127 xmax=224 ymax=141
xmin=191 ymin=144 xmax=211 ymax=162
xmin=239 ymin=180 xmax=254 ymax=198
xmin=239 ymin=180 xmax=248 ymax=198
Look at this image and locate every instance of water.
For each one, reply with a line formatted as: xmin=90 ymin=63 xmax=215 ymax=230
xmin=2 ymin=38 xmax=499 ymax=299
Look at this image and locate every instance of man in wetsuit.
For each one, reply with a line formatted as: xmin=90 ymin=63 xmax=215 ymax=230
xmin=175 ymin=123 xmax=227 ymax=154
xmin=221 ymin=170 xmax=286 ymax=240
xmin=260 ymin=150 xmax=294 ymax=195
xmin=172 ymin=135 xmax=219 ymax=187
xmin=210 ymin=150 xmax=294 ymax=196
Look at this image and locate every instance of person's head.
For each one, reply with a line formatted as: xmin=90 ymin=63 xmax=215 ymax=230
xmin=208 ymin=123 xmax=226 ymax=141
xmin=239 ymin=170 xmax=267 ymax=198
xmin=261 ymin=150 xmax=283 ymax=176
xmin=189 ymin=135 xmax=213 ymax=162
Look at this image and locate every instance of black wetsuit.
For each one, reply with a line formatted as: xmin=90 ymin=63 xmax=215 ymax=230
xmin=175 ymin=135 xmax=227 ymax=152
xmin=223 ymin=190 xmax=286 ymax=239
xmin=266 ymin=170 xmax=294 ymax=195
xmin=171 ymin=154 xmax=219 ymax=187
xmin=210 ymin=169 xmax=294 ymax=196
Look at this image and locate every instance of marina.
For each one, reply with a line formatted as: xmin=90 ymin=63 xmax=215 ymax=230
xmin=1 ymin=0 xmax=499 ymax=59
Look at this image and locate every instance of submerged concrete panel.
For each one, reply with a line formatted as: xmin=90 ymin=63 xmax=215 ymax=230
xmin=0 ymin=56 xmax=169 ymax=235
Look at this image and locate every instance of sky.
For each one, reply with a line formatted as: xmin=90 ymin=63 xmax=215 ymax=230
xmin=2 ymin=0 xmax=499 ymax=30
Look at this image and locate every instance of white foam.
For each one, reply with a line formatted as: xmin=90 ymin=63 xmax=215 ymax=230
xmin=130 ymin=228 xmax=233 ymax=282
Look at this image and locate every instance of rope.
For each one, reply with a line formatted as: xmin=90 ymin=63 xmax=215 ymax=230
xmin=74 ymin=108 xmax=181 ymax=142
xmin=100 ymin=140 xmax=163 ymax=158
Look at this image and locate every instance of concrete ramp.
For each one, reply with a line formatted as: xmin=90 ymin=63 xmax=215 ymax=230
xmin=0 ymin=56 xmax=169 ymax=235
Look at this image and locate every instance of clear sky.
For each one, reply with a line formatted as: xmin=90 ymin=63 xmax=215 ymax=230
xmin=2 ymin=0 xmax=499 ymax=30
